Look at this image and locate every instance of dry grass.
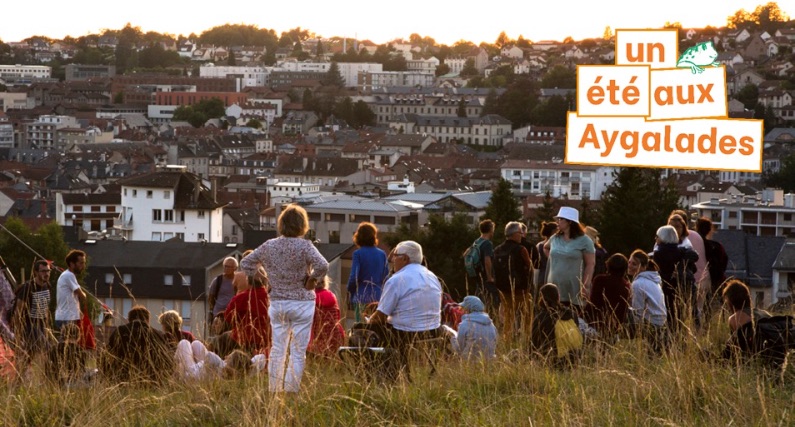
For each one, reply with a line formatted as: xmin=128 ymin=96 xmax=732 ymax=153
xmin=1 ymin=319 xmax=794 ymax=426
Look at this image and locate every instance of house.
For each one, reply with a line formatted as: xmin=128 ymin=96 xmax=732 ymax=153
xmin=55 ymin=192 xmax=120 ymax=233
xmin=72 ymin=239 xmax=240 ymax=336
xmin=742 ymin=35 xmax=768 ymax=60
xmin=222 ymin=207 xmax=260 ymax=244
xmin=115 ymin=165 xmax=225 ymax=243
xmin=693 ymin=191 xmax=795 ymax=237
xmin=379 ymin=134 xmax=435 ymax=156
xmin=729 ymin=69 xmax=764 ymax=95
xmin=500 ymin=45 xmax=524 ymax=59
xmin=500 ymin=159 xmax=616 ymax=200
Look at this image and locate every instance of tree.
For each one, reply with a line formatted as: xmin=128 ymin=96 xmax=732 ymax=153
xmin=598 ymin=168 xmax=681 ymax=257
xmin=381 ymin=213 xmax=478 ymax=299
xmin=736 ymin=84 xmax=759 ymax=109
xmin=435 ymin=63 xmax=450 ymax=77
xmin=246 ymin=118 xmax=263 ymax=129
xmin=351 ymin=100 xmax=376 ymax=128
xmin=495 ymin=31 xmax=511 ymax=49
xmin=322 ymin=61 xmax=345 ymax=87
xmin=530 ymin=95 xmax=569 ymax=126
xmin=728 ymin=2 xmax=789 ymax=30
xmin=603 ymin=26 xmax=613 ymax=41
xmin=457 ymin=98 xmax=468 ymax=118
xmin=227 ymin=48 xmax=236 ymax=65
xmin=460 ymin=58 xmax=479 ymax=78
xmin=0 ymin=218 xmax=70 ymax=281
xmin=529 ymin=190 xmax=556 ymax=229
xmin=763 ymin=152 xmax=795 ymax=192
xmin=482 ymin=178 xmax=522 ymax=242
xmin=172 ymin=97 xmax=226 ymax=128
xmin=541 ymin=65 xmax=576 ymax=89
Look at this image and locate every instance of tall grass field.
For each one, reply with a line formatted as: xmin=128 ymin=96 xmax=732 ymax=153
xmin=1 ymin=316 xmax=793 ymax=426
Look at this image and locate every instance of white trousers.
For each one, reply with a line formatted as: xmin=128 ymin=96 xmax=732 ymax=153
xmin=268 ymin=300 xmax=315 ymax=392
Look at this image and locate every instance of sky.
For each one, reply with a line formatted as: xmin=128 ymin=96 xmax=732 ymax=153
xmin=2 ymin=1 xmax=793 ymax=45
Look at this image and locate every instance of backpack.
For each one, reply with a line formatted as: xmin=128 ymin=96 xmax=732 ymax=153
xmin=463 ymin=238 xmax=485 ymax=277
xmin=555 ymin=317 xmax=584 ymax=359
xmin=493 ymin=240 xmax=531 ymax=293
xmin=736 ymin=315 xmax=795 ymax=368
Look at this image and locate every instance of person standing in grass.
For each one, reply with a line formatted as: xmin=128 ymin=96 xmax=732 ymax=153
xmin=347 ymin=222 xmax=388 ymax=323
xmin=241 ymin=204 xmax=328 ymax=393
xmin=544 ymin=207 xmax=595 ymax=312
xmin=55 ymin=250 xmax=87 ymax=331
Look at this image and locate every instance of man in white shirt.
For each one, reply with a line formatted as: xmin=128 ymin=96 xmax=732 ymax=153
xmin=55 ymin=250 xmax=87 ymax=331
xmin=368 ymin=240 xmax=442 ymax=380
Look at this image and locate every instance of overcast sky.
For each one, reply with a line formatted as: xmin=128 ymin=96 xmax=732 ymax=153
xmin=3 ymin=1 xmax=792 ymax=45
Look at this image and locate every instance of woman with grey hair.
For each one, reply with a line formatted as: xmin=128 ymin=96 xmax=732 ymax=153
xmin=652 ymin=225 xmax=699 ymax=334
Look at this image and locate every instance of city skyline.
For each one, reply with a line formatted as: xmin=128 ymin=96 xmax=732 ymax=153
xmin=3 ymin=0 xmax=792 ymax=46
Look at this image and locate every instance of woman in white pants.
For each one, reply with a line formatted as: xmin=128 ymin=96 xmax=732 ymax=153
xmin=241 ymin=204 xmax=329 ymax=392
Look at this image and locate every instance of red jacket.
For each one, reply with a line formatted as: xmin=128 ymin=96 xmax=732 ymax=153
xmin=224 ymin=287 xmax=271 ymax=351
xmin=309 ymin=289 xmax=345 ymax=356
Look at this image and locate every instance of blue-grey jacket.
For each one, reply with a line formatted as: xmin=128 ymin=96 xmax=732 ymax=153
xmin=454 ymin=311 xmax=497 ymax=360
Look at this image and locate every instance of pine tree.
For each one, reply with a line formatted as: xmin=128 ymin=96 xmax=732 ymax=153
xmin=322 ymin=61 xmax=345 ymax=87
xmin=598 ymin=168 xmax=681 ymax=256
xmin=482 ymin=178 xmax=522 ymax=241
xmin=530 ymin=190 xmax=556 ymax=229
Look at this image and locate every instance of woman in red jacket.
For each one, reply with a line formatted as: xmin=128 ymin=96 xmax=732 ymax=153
xmin=308 ymin=277 xmax=345 ymax=358
xmin=224 ymin=268 xmax=271 ymax=355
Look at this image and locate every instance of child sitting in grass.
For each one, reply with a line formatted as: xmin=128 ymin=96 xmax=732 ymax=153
xmin=452 ymin=295 xmax=497 ymax=361
xmin=46 ymin=323 xmax=88 ymax=386
xmin=530 ymin=283 xmax=583 ymax=367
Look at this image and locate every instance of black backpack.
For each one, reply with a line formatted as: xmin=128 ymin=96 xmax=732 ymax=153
xmin=493 ymin=240 xmax=531 ymax=294
xmin=736 ymin=315 xmax=795 ymax=368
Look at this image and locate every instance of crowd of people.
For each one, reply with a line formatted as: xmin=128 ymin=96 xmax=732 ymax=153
xmin=0 ymin=202 xmax=789 ymax=390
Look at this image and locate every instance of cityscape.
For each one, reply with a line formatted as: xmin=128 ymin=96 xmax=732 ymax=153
xmin=1 ymin=8 xmax=795 ymax=336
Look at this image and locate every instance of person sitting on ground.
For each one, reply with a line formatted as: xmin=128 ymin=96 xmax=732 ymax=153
xmin=721 ymin=279 xmax=773 ymax=361
xmin=223 ymin=349 xmax=255 ymax=379
xmin=102 ymin=305 xmax=175 ymax=384
xmin=366 ymin=240 xmax=443 ymax=381
xmin=45 ymin=323 xmax=87 ymax=386
xmin=309 ymin=277 xmax=345 ymax=358
xmin=224 ymin=267 xmax=271 ymax=356
xmin=587 ymin=253 xmax=631 ymax=340
xmin=452 ymin=295 xmax=497 ymax=361
xmin=174 ymin=339 xmax=265 ymax=380
xmin=530 ymin=283 xmax=583 ymax=366
xmin=158 ymin=310 xmax=195 ymax=348
xmin=627 ymin=250 xmax=668 ymax=355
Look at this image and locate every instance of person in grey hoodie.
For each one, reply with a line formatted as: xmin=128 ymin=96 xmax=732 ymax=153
xmin=628 ymin=250 xmax=668 ymax=355
xmin=452 ymin=296 xmax=497 ymax=361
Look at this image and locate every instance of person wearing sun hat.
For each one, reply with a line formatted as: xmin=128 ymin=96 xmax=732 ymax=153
xmin=452 ymin=295 xmax=497 ymax=361
xmin=543 ymin=207 xmax=596 ymax=312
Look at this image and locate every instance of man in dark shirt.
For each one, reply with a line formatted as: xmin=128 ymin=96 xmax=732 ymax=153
xmin=12 ymin=260 xmax=54 ymax=375
xmin=469 ymin=220 xmax=498 ymax=313
xmin=103 ymin=305 xmax=174 ymax=384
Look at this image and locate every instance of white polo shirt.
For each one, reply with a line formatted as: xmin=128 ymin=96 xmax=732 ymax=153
xmin=377 ymin=263 xmax=442 ymax=332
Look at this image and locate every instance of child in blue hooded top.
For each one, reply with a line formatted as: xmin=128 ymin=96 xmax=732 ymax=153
xmin=453 ymin=296 xmax=497 ymax=361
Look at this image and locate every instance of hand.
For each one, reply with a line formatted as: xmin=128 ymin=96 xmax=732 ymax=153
xmin=304 ymin=276 xmax=317 ymax=290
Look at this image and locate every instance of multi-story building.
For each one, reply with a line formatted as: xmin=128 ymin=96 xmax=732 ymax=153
xmin=24 ymin=115 xmax=79 ymax=150
xmin=693 ymin=191 xmax=795 ymax=237
xmin=358 ymin=71 xmax=435 ymax=92
xmin=274 ymin=61 xmax=383 ymax=87
xmin=389 ymin=114 xmax=512 ymax=146
xmin=116 ymin=166 xmax=225 ymax=243
xmin=301 ymin=197 xmax=420 ymax=244
xmin=199 ymin=65 xmax=270 ymax=89
xmin=500 ymin=159 xmax=617 ymax=200
xmin=64 ymin=64 xmax=116 ymax=81
xmin=111 ymin=75 xmax=236 ymax=98
xmin=154 ymin=91 xmax=248 ymax=107
xmin=0 ymin=64 xmax=52 ymax=81
xmin=55 ymin=192 xmax=120 ymax=232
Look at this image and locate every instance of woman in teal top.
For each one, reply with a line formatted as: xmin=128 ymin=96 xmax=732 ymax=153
xmin=544 ymin=207 xmax=596 ymax=310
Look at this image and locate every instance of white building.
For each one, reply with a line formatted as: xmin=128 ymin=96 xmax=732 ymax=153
xmin=500 ymin=159 xmax=616 ymax=200
xmin=25 ymin=115 xmax=79 ymax=150
xmin=116 ymin=165 xmax=225 ymax=243
xmin=693 ymin=191 xmax=795 ymax=237
xmin=275 ymin=61 xmax=383 ymax=87
xmin=199 ymin=65 xmax=270 ymax=90
xmin=358 ymin=71 xmax=435 ymax=91
xmin=55 ymin=192 xmax=121 ymax=232
xmin=0 ymin=64 xmax=51 ymax=80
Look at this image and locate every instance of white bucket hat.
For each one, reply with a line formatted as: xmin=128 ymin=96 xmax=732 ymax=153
xmin=554 ymin=206 xmax=580 ymax=223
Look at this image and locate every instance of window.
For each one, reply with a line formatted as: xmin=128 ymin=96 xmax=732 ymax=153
xmin=122 ymin=299 xmax=133 ymax=318
xmin=164 ymin=275 xmax=173 ymax=286
xmin=91 ymin=206 xmax=101 ymax=212
xmin=164 ymin=190 xmax=170 ymax=199
xmin=785 ymin=213 xmax=792 ymax=221
xmin=106 ymin=206 xmax=116 ymax=213
xmin=124 ymin=189 xmax=127 ymax=196
xmin=123 ymin=274 xmax=132 ymax=285
xmin=147 ymin=190 xmax=153 ymax=198
xmin=105 ymin=273 xmax=113 ymax=284
xmin=153 ymin=209 xmax=162 ymax=221
xmin=180 ymin=302 xmax=191 ymax=323
xmin=729 ymin=211 xmax=738 ymax=219
xmin=132 ymin=189 xmax=137 ymax=197
xmin=328 ymin=230 xmax=340 ymax=244
xmin=179 ymin=210 xmax=185 ymax=222
xmin=198 ymin=211 xmax=205 ymax=219
xmin=164 ymin=232 xmax=173 ymax=240
xmin=151 ymin=232 xmax=161 ymax=241
xmin=165 ymin=210 xmax=174 ymax=222
xmin=182 ymin=275 xmax=192 ymax=286
xmin=176 ymin=233 xmax=184 ymax=240
xmin=73 ymin=206 xmax=83 ymax=212
xmin=231 ymin=225 xmax=238 ymax=235
xmin=198 ymin=233 xmax=205 ymax=241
